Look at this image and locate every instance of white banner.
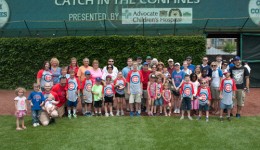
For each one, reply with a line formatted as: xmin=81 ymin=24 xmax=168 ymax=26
xmin=122 ymin=8 xmax=192 ymax=24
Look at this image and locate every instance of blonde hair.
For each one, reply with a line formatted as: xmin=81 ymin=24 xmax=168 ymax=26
xmin=92 ymin=59 xmax=99 ymax=65
xmin=15 ymin=87 xmax=26 ymax=96
xmin=50 ymin=57 xmax=60 ymax=66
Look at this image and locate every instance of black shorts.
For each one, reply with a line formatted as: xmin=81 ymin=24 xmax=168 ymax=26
xmin=94 ymin=101 xmax=102 ymax=108
xmin=104 ymin=96 xmax=113 ymax=103
xmin=181 ymin=97 xmax=191 ymax=111
xmin=199 ymin=103 xmax=209 ymax=111
xmin=115 ymin=93 xmax=125 ymax=98
xmin=172 ymin=90 xmax=180 ymax=96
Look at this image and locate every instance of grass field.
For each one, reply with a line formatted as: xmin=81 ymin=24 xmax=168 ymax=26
xmin=1 ymin=115 xmax=260 ymax=150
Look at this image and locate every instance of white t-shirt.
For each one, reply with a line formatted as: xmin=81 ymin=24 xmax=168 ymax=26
xmin=102 ymin=72 xmax=117 ymax=82
xmin=191 ymin=81 xmax=200 ymax=96
xmin=182 ymin=69 xmax=192 ymax=75
xmin=102 ymin=66 xmax=118 ymax=76
xmin=14 ymin=96 xmax=26 ymax=110
xmin=211 ymin=69 xmax=223 ymax=88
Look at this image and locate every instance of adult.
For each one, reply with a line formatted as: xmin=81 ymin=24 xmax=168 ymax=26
xmin=136 ymin=56 xmax=143 ymax=70
xmin=210 ymin=61 xmax=223 ymax=115
xmin=216 ymin=55 xmax=223 ymax=69
xmin=101 ymin=64 xmax=117 ymax=81
xmin=90 ymin=59 xmax=102 ymax=84
xmin=182 ymin=56 xmax=195 ymax=72
xmin=102 ymin=58 xmax=118 ymax=75
xmin=195 ymin=65 xmax=202 ymax=79
xmin=200 ymin=56 xmax=212 ymax=77
xmin=182 ymin=61 xmax=192 ymax=75
xmin=67 ymin=57 xmax=79 ymax=77
xmin=167 ymin=59 xmax=175 ymax=111
xmin=167 ymin=59 xmax=175 ymax=77
xmin=50 ymin=57 xmax=62 ymax=85
xmin=39 ymin=83 xmax=59 ymax=126
xmin=77 ymin=58 xmax=93 ymax=114
xmin=230 ymin=56 xmax=250 ymax=118
xmin=37 ymin=61 xmax=53 ymax=91
xmin=140 ymin=62 xmax=152 ymax=112
xmin=221 ymin=60 xmax=229 ymax=76
xmin=171 ymin=62 xmax=186 ymax=114
xmin=51 ymin=77 xmax=67 ymax=117
xmin=150 ymin=64 xmax=166 ymax=85
xmin=145 ymin=56 xmax=152 ymax=70
xmin=122 ymin=58 xmax=133 ymax=111
xmin=151 ymin=58 xmax=159 ymax=66
xmin=157 ymin=61 xmax=164 ymax=73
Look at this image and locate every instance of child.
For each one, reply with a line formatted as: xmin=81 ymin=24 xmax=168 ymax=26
xmin=66 ymin=70 xmax=81 ymax=119
xmin=162 ymin=84 xmax=172 ymax=116
xmin=199 ymin=69 xmax=211 ymax=86
xmin=147 ymin=74 xmax=157 ymax=116
xmin=190 ymin=73 xmax=200 ymax=115
xmin=154 ymin=77 xmax=163 ymax=115
xmin=81 ymin=70 xmax=94 ymax=116
xmin=103 ymin=75 xmax=115 ymax=117
xmin=92 ymin=77 xmax=103 ymax=116
xmin=59 ymin=66 xmax=70 ymax=79
xmin=44 ymin=94 xmax=59 ymax=117
xmin=179 ymin=74 xmax=194 ymax=120
xmin=27 ymin=83 xmax=45 ymax=127
xmin=219 ymin=72 xmax=237 ymax=122
xmin=162 ymin=67 xmax=170 ymax=82
xmin=114 ymin=71 xmax=126 ymax=116
xmin=197 ymin=79 xmax=212 ymax=122
xmin=182 ymin=61 xmax=192 ymax=75
xmin=14 ymin=87 xmax=27 ymax=130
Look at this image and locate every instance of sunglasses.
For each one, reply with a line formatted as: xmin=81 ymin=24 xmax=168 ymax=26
xmin=211 ymin=65 xmax=217 ymax=67
xmin=201 ymin=82 xmax=206 ymax=84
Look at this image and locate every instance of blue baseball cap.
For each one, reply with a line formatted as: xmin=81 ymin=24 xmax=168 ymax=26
xmin=96 ymin=77 xmax=102 ymax=82
xmin=143 ymin=62 xmax=149 ymax=65
xmin=85 ymin=70 xmax=91 ymax=75
xmin=234 ymin=56 xmax=241 ymax=61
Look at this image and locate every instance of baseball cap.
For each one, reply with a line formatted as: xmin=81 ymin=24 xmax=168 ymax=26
xmin=85 ymin=70 xmax=91 ymax=75
xmin=186 ymin=56 xmax=192 ymax=60
xmin=106 ymin=75 xmax=112 ymax=79
xmin=146 ymin=56 xmax=152 ymax=60
xmin=96 ymin=77 xmax=102 ymax=82
xmin=143 ymin=62 xmax=148 ymax=65
xmin=137 ymin=56 xmax=142 ymax=60
xmin=174 ymin=62 xmax=180 ymax=66
xmin=234 ymin=56 xmax=241 ymax=61
xmin=168 ymin=59 xmax=173 ymax=62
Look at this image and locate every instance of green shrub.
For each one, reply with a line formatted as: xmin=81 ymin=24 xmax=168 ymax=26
xmin=0 ymin=36 xmax=205 ymax=89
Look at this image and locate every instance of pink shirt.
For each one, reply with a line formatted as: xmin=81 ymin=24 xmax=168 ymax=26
xmin=90 ymin=68 xmax=103 ymax=84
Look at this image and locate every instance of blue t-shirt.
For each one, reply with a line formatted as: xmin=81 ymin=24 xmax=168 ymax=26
xmin=172 ymin=70 xmax=185 ymax=87
xmin=122 ymin=66 xmax=132 ymax=78
xmin=181 ymin=64 xmax=195 ymax=73
xmin=27 ymin=91 xmax=45 ymax=110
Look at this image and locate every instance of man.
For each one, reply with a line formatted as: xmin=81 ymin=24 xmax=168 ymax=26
xmin=102 ymin=58 xmax=119 ymax=75
xmin=200 ymin=56 xmax=212 ymax=77
xmin=167 ymin=59 xmax=175 ymax=77
xmin=136 ymin=56 xmax=143 ymax=70
xmin=39 ymin=83 xmax=59 ymax=126
xmin=126 ymin=61 xmax=144 ymax=116
xmin=51 ymin=77 xmax=67 ymax=117
xmin=122 ymin=58 xmax=133 ymax=111
xmin=140 ymin=62 xmax=151 ymax=112
xmin=77 ymin=58 xmax=93 ymax=114
xmin=230 ymin=56 xmax=250 ymax=118
xmin=181 ymin=56 xmax=195 ymax=72
xmin=145 ymin=56 xmax=152 ymax=70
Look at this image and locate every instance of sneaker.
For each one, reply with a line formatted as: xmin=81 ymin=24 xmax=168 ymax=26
xmin=165 ymin=113 xmax=168 ymax=116
xmin=174 ymin=109 xmax=177 ymax=114
xmin=236 ymin=114 xmax=241 ymax=119
xmin=197 ymin=116 xmax=201 ymax=120
xmin=130 ymin=111 xmax=134 ymax=117
xmin=36 ymin=123 xmax=40 ymax=126
xmin=227 ymin=117 xmax=231 ymax=121
xmin=220 ymin=117 xmax=224 ymax=122
xmin=206 ymin=117 xmax=209 ymax=122
xmin=110 ymin=112 xmax=114 ymax=117
xmin=33 ymin=123 xmax=37 ymax=127
xmin=105 ymin=113 xmax=109 ymax=117
xmin=73 ymin=114 xmax=77 ymax=118
xmin=68 ymin=114 xmax=72 ymax=119
xmin=188 ymin=116 xmax=193 ymax=120
xmin=121 ymin=111 xmax=124 ymax=116
xmin=180 ymin=116 xmax=184 ymax=120
xmin=177 ymin=109 xmax=181 ymax=114
xmin=116 ymin=111 xmax=120 ymax=116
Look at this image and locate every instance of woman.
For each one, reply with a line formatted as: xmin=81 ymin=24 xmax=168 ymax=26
xmin=90 ymin=59 xmax=103 ymax=84
xmin=195 ymin=65 xmax=202 ymax=79
xmin=67 ymin=57 xmax=79 ymax=77
xmin=101 ymin=64 xmax=117 ymax=82
xmin=221 ymin=60 xmax=228 ymax=79
xmin=157 ymin=61 xmax=164 ymax=73
xmin=37 ymin=61 xmax=53 ymax=91
xmin=50 ymin=57 xmax=61 ymax=85
xmin=150 ymin=64 xmax=166 ymax=85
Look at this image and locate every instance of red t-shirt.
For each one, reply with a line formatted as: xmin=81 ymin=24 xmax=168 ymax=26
xmin=140 ymin=70 xmax=151 ymax=90
xmin=51 ymin=84 xmax=66 ymax=107
xmin=167 ymin=67 xmax=175 ymax=78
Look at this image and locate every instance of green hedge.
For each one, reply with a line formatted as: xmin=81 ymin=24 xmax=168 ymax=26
xmin=0 ymin=36 xmax=206 ymax=89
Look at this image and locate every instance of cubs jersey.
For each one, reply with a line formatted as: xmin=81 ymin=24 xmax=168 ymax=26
xmin=103 ymin=83 xmax=115 ymax=97
xmin=180 ymin=82 xmax=194 ymax=98
xmin=114 ymin=78 xmax=126 ymax=95
xmin=37 ymin=69 xmax=53 ymax=88
xmin=82 ymin=79 xmax=93 ymax=101
xmin=126 ymin=70 xmax=144 ymax=94
xmin=66 ymin=78 xmax=80 ymax=102
xmin=197 ymin=87 xmax=212 ymax=105
xmin=219 ymin=78 xmax=237 ymax=105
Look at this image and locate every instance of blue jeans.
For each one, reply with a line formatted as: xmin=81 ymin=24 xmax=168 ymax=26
xmin=32 ymin=110 xmax=41 ymax=124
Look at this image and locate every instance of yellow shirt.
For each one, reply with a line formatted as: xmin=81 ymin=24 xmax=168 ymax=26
xmin=77 ymin=66 xmax=93 ymax=82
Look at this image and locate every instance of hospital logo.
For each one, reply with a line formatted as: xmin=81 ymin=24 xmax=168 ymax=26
xmin=0 ymin=0 xmax=9 ymax=28
xmin=249 ymin=0 xmax=260 ymax=26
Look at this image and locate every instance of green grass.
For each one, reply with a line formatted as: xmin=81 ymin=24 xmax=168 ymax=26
xmin=1 ymin=115 xmax=260 ymax=150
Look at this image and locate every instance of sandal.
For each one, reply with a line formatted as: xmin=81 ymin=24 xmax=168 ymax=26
xmin=16 ymin=127 xmax=23 ymax=131
xmin=22 ymin=126 xmax=27 ymax=129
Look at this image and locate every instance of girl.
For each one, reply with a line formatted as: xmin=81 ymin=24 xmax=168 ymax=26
xmin=114 ymin=71 xmax=126 ymax=116
xmin=103 ymin=75 xmax=115 ymax=117
xmin=190 ymin=73 xmax=200 ymax=115
xmin=50 ymin=57 xmax=62 ymax=85
xmin=195 ymin=65 xmax=202 ymax=79
xmin=147 ymin=74 xmax=157 ymax=116
xmin=67 ymin=57 xmax=79 ymax=77
xmin=162 ymin=84 xmax=172 ymax=116
xmin=154 ymin=77 xmax=163 ymax=115
xmin=182 ymin=61 xmax=192 ymax=75
xmin=14 ymin=87 xmax=27 ymax=130
xmin=37 ymin=61 xmax=53 ymax=91
xmin=60 ymin=66 xmax=70 ymax=79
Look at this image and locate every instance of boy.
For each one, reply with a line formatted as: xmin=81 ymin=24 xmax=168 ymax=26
xmin=197 ymin=79 xmax=212 ymax=122
xmin=179 ymin=74 xmax=194 ymax=120
xmin=126 ymin=61 xmax=144 ymax=117
xmin=81 ymin=70 xmax=93 ymax=116
xmin=66 ymin=70 xmax=81 ymax=119
xmin=219 ymin=72 xmax=237 ymax=122
xmin=92 ymin=77 xmax=103 ymax=116
xmin=27 ymin=83 xmax=45 ymax=127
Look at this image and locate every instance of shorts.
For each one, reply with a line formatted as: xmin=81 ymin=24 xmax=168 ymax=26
xmin=172 ymin=90 xmax=180 ymax=96
xmin=16 ymin=110 xmax=26 ymax=118
xmin=67 ymin=100 xmax=78 ymax=107
xmin=154 ymin=97 xmax=163 ymax=106
xmin=199 ymin=103 xmax=209 ymax=111
xmin=94 ymin=100 xmax=102 ymax=108
xmin=191 ymin=99 xmax=199 ymax=110
xmin=83 ymin=95 xmax=93 ymax=104
xmin=124 ymin=88 xmax=130 ymax=100
xmin=210 ymin=86 xmax=220 ymax=100
xmin=181 ymin=97 xmax=191 ymax=111
xmin=143 ymin=90 xmax=148 ymax=99
xmin=104 ymin=96 xmax=113 ymax=103
xmin=115 ymin=93 xmax=125 ymax=98
xmin=220 ymin=102 xmax=233 ymax=110
xmin=234 ymin=89 xmax=246 ymax=107
xmin=129 ymin=94 xmax=142 ymax=104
